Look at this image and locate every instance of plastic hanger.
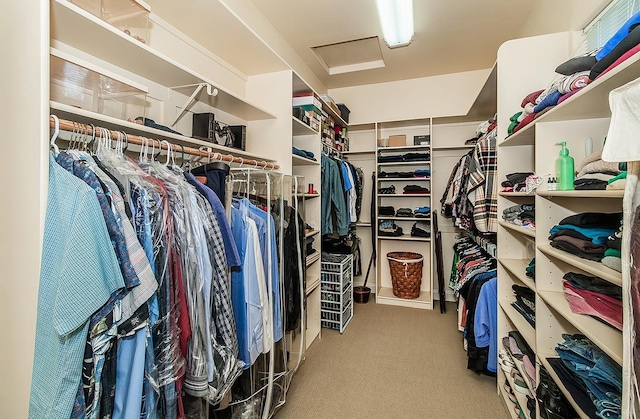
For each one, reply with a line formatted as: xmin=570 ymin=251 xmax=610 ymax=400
xmin=49 ymin=115 xmax=60 ymax=154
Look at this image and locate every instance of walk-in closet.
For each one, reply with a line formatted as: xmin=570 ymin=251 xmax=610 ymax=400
xmin=3 ymin=1 xmax=640 ymax=418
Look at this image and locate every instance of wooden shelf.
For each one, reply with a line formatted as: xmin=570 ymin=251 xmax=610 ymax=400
xmin=50 ymin=101 xmax=277 ymax=162
xmin=538 ymin=290 xmax=622 ymax=365
xmin=51 ymin=0 xmax=276 ymax=121
xmin=499 ymin=299 xmax=536 ymax=351
xmin=305 ymin=276 xmax=321 ymax=296
xmin=378 ymin=216 xmax=431 ymax=221
xmin=377 ymin=161 xmax=431 ymax=166
xmin=539 ymin=356 xmax=590 ymax=419
xmin=537 ymin=189 xmax=624 ymax=199
xmin=378 ymin=236 xmax=431 ymax=242
xmin=292 ymin=116 xmax=319 ymax=136
xmin=292 ymin=154 xmax=319 ymax=166
xmin=537 ymin=244 xmax=622 ymax=286
xmin=499 ymin=258 xmax=536 ymax=291
xmin=378 ymin=177 xmax=430 ymax=182
xmin=376 ymin=287 xmax=432 ymax=310
xmin=377 ymin=144 xmax=431 ymax=152
xmin=498 ymin=221 xmax=536 ymax=238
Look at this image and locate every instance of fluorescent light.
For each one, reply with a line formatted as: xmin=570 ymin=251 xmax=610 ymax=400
xmin=376 ymin=0 xmax=414 ymax=48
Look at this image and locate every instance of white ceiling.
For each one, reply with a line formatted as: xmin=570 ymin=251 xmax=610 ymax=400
xmin=249 ymin=0 xmax=538 ymax=88
xmin=146 ymin=0 xmax=538 ymax=89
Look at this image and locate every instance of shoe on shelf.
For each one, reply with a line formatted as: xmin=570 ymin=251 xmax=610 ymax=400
xmin=499 ymin=349 xmax=516 ymax=372
xmin=503 ymin=381 xmax=518 ymax=404
xmin=511 ymin=369 xmax=531 ymax=396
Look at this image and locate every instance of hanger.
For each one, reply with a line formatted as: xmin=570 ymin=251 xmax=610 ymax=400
xmin=49 ymin=115 xmax=60 ymax=154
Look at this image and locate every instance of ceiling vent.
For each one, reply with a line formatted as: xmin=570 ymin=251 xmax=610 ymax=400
xmin=311 ymin=36 xmax=385 ymax=75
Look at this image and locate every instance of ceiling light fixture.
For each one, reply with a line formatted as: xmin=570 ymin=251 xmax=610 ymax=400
xmin=376 ymin=0 xmax=414 ymax=48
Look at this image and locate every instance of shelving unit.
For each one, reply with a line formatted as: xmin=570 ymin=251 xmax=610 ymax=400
xmin=374 ymin=119 xmax=433 ymax=310
xmin=496 ymin=31 xmax=629 ymax=418
xmin=320 ymin=254 xmax=354 ymax=334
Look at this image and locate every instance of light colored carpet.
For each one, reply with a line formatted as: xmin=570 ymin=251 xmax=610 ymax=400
xmin=274 ymin=301 xmax=508 ymax=419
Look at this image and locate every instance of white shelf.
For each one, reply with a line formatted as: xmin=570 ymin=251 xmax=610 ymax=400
xmin=503 ymin=367 xmax=531 ymax=419
xmin=378 ymin=217 xmax=431 ymax=221
xmin=292 ymin=116 xmax=319 ymax=136
xmin=537 ymin=244 xmax=622 ymax=286
xmin=378 ymin=236 xmax=431 ymax=242
xmin=498 ymin=221 xmax=536 ymax=238
xmin=50 ymin=101 xmax=277 ymax=162
xmin=305 ymin=276 xmax=321 ymax=296
xmin=539 ymin=355 xmax=591 ymax=419
xmin=538 ymin=290 xmax=622 ymax=365
xmin=499 ymin=192 xmax=535 ymax=197
xmin=292 ymin=154 xmax=320 ymax=166
xmin=306 ymin=252 xmax=320 ymax=267
xmin=295 ymin=193 xmax=320 ymax=199
xmin=51 ymin=0 xmax=276 ymax=121
xmin=377 ymin=144 xmax=431 ymax=152
xmin=537 ymin=189 xmax=624 ymax=199
xmin=499 ymin=299 xmax=536 ymax=351
xmin=342 ymin=149 xmax=376 ymax=155
xmin=431 ymin=145 xmax=476 ymax=150
xmin=305 ymin=229 xmax=320 ymax=238
xmin=378 ymin=177 xmax=431 ymax=182
xmin=377 ymin=193 xmax=430 ymax=198
xmin=500 ymin=125 xmax=535 ymax=147
xmin=376 ymin=287 xmax=432 ymax=310
xmin=377 ymin=161 xmax=430 ymax=166
xmin=499 ymin=258 xmax=536 ymax=291
xmin=355 ymin=222 xmax=371 ymax=227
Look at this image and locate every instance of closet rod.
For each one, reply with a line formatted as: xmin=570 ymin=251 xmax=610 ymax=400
xmin=49 ymin=116 xmax=280 ymax=170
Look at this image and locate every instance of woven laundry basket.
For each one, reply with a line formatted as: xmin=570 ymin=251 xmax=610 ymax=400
xmin=387 ymin=252 xmax=423 ymax=299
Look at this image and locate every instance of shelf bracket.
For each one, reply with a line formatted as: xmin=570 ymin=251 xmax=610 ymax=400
xmin=170 ymin=82 xmax=218 ymax=127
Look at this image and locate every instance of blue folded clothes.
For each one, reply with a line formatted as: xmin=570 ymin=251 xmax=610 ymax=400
xmin=414 ymin=169 xmax=431 ymax=175
xmin=549 ymin=224 xmax=617 ymax=245
xmin=292 ymin=146 xmax=315 ymax=160
xmin=414 ymin=206 xmax=431 ymax=214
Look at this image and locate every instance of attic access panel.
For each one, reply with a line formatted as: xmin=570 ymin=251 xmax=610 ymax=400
xmin=311 ymin=36 xmax=385 ymax=75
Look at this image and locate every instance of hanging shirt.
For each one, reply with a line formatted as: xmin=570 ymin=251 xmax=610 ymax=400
xmin=30 ymin=155 xmax=125 ymax=418
xmin=321 ymin=154 xmax=348 ymax=236
xmin=474 ymin=277 xmax=497 ymax=373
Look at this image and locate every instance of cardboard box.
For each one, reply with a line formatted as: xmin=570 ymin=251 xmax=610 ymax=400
xmin=388 ymin=134 xmax=407 ymax=147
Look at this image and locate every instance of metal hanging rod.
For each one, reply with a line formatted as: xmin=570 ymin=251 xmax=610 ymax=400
xmin=49 ymin=115 xmax=280 ymax=170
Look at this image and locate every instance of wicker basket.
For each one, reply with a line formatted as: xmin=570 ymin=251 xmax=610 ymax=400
xmin=387 ymin=252 xmax=423 ymax=299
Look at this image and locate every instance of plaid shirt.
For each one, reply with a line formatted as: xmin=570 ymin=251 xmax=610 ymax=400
xmin=467 ymin=135 xmax=498 ymax=233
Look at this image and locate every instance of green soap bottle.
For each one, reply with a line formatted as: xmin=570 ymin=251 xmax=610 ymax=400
xmin=555 ymin=142 xmax=575 ymax=191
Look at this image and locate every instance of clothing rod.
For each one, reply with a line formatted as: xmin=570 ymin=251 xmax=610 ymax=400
xmin=49 ymin=116 xmax=280 ymax=170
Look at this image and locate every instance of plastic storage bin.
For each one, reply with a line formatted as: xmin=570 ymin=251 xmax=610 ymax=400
xmin=320 ymin=253 xmax=353 ymax=333
xmin=50 ymin=49 xmax=149 ymax=122
xmin=69 ymin=0 xmax=151 ymax=44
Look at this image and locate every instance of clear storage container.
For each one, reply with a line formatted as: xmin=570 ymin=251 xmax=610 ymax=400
xmin=50 ymin=49 xmax=149 ymax=122
xmin=70 ymin=0 xmax=151 ymax=44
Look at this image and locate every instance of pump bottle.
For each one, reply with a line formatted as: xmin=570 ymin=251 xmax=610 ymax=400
xmin=555 ymin=142 xmax=575 ymax=191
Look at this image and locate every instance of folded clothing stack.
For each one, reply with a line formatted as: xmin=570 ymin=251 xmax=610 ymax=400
xmin=573 ymin=147 xmax=625 ymax=190
xmin=502 ymin=204 xmax=535 ymax=230
xmin=547 ymin=334 xmax=622 ymax=419
xmin=501 ymin=172 xmax=534 ymax=193
xmin=511 ymin=285 xmax=535 ymax=328
xmin=403 ymin=184 xmax=430 ymax=194
xmin=411 ymin=221 xmax=431 ymax=238
xmin=602 ymin=224 xmax=623 ymax=272
xmin=414 ymin=206 xmax=431 ymax=218
xmin=306 ymin=236 xmax=316 ymax=256
xmin=413 ymin=169 xmax=431 ymax=178
xmin=466 ymin=118 xmax=497 ymax=146
xmin=548 ymin=212 xmax=622 ymax=262
xmin=292 ymin=146 xmax=315 ymax=161
xmin=525 ymin=258 xmax=535 ymax=280
xmin=378 ymin=169 xmax=431 ymax=178
xmin=562 ymin=272 xmax=622 ymax=330
xmin=378 ymin=185 xmax=396 ymax=194
xmin=378 ymin=220 xmax=403 ymax=237
xmin=378 ymin=152 xmax=430 ymax=163
xmin=395 ymin=208 xmax=414 ymax=217
xmin=378 ymin=206 xmax=395 ymax=216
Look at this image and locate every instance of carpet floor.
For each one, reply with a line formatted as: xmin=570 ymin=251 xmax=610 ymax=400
xmin=274 ymin=301 xmax=508 ymax=419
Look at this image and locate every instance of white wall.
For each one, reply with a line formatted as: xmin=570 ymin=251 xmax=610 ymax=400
xmin=519 ymin=0 xmax=611 ymax=39
xmin=328 ymin=69 xmax=492 ymax=124
xmin=0 ymin=1 xmax=49 ymax=417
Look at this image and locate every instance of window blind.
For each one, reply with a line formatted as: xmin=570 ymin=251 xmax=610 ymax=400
xmin=576 ymin=0 xmax=640 ymax=55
